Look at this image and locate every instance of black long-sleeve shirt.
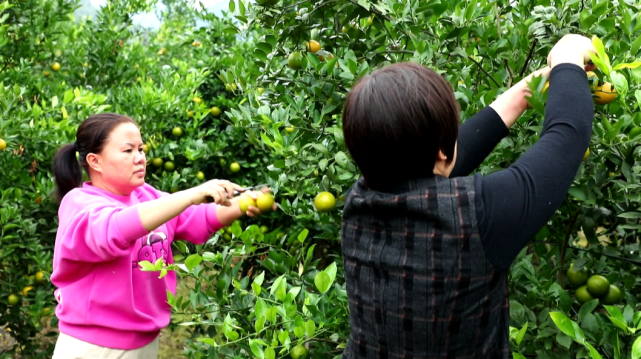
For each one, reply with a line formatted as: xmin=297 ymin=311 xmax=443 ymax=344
xmin=450 ymin=64 xmax=594 ymax=270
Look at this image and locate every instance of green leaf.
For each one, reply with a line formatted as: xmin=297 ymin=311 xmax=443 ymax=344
xmin=569 ymin=187 xmax=587 ymax=201
xmin=252 ymin=282 xmax=262 ymax=296
xmin=138 ymin=260 xmax=156 ymax=271
xmin=592 ymin=35 xmax=610 ymax=68
xmin=613 ymin=62 xmax=641 ymax=71
xmin=255 ymin=315 xmax=266 ymax=333
xmin=185 ymin=254 xmax=202 ymax=271
xmin=586 ymin=342 xmax=603 ymax=359
xmin=636 ymin=90 xmax=641 ymax=110
xmin=325 ymin=262 xmax=337 ymax=282
xmin=314 ymin=272 xmax=331 ymax=293
xmin=264 ymin=347 xmax=275 ymax=359
xmin=305 ymin=320 xmax=316 ymax=337
xmin=249 ymin=339 xmax=265 ymax=359
xmin=550 ymin=312 xmax=576 ymax=339
xmin=255 ymin=298 xmax=267 ymax=318
xmin=631 ymin=335 xmax=641 ymax=359
xmin=590 ymin=52 xmax=610 ymax=76
xmin=223 ymin=314 xmax=239 ymax=341
xmin=619 ymin=212 xmax=641 ymax=219
xmin=516 ymin=322 xmax=528 ymax=346
xmin=592 ymin=0 xmax=608 ymax=17
xmin=254 ymin=271 xmax=265 ymax=286
xmin=229 ymin=0 xmax=235 ymax=12
xmin=609 ymin=71 xmax=628 ymax=97
xmin=297 ymin=229 xmax=309 ymax=243
xmin=231 ymin=221 xmax=242 ymax=237
xmin=556 ymin=332 xmax=572 ymax=349
xmin=579 ymin=299 xmax=599 ymax=321
xmin=608 ymin=317 xmax=629 ymax=333
xmin=513 ymin=354 xmax=527 ymax=359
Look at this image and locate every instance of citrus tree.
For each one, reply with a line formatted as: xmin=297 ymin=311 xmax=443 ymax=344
xmin=162 ymin=0 xmax=641 ymax=358
xmin=4 ymin=0 xmax=641 ymax=358
xmin=0 ymin=0 xmax=275 ymax=356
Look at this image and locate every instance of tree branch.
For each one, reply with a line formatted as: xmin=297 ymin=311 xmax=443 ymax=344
xmin=453 ymin=53 xmax=501 ymax=88
xmin=519 ymin=39 xmax=537 ymax=77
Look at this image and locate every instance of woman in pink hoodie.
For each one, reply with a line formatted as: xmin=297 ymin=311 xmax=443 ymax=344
xmin=50 ymin=113 xmax=273 ymax=358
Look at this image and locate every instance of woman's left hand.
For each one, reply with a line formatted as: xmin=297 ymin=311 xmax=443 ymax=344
xmin=490 ymin=66 xmax=551 ymax=128
xmin=243 ymin=187 xmax=277 ymax=218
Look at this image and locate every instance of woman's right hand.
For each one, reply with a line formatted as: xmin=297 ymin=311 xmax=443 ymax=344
xmin=547 ymin=34 xmax=597 ymax=71
xmin=187 ymin=179 xmax=244 ymax=206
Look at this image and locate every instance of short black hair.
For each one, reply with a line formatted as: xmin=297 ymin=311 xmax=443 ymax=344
xmin=342 ymin=62 xmax=460 ymax=190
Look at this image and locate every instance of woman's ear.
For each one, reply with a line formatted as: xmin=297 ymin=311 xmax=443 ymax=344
xmin=436 ymin=150 xmax=448 ymax=161
xmin=86 ymin=153 xmax=102 ymax=173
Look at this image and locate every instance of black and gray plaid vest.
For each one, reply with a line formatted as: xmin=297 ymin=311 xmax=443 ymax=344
xmin=341 ymin=175 xmax=509 ymax=359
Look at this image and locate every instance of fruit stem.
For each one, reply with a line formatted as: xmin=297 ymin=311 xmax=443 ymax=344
xmin=558 ymin=210 xmax=580 ymax=287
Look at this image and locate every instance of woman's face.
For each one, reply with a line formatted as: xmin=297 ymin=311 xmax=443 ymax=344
xmin=88 ymin=122 xmax=146 ymax=195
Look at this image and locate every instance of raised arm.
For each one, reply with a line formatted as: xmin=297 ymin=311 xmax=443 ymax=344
xmin=451 ymin=67 xmax=552 ymax=177
xmin=476 ymin=34 xmax=597 ymax=270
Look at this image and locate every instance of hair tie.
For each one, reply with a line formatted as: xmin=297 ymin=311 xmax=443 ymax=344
xmin=71 ymin=142 xmax=78 ymax=151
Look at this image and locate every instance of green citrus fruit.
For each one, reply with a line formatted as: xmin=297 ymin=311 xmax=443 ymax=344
xmin=193 ymin=96 xmax=202 ymax=104
xmin=257 ymin=87 xmax=265 ymax=94
xmin=230 ymin=162 xmax=241 ymax=173
xmin=42 ymin=307 xmax=52 ymax=316
xmin=587 ymin=275 xmax=610 ymax=298
xmin=152 ymin=158 xmax=163 ymax=168
xmin=314 ymin=192 xmax=336 ymax=212
xmin=583 ymin=148 xmax=589 ymax=161
xmin=187 ymin=111 xmax=194 ymax=118
xmin=172 ymin=127 xmax=183 ymax=137
xmin=601 ymin=284 xmax=623 ymax=305
xmin=566 ymin=263 xmax=588 ymax=287
xmin=196 ymin=171 xmax=205 ymax=181
xmin=310 ymin=28 xmax=320 ymax=41
xmin=210 ymin=106 xmax=221 ymax=117
xmin=629 ymin=126 xmax=641 ymax=139
xmin=142 ymin=144 xmax=149 ymax=153
xmin=286 ymin=125 xmax=295 ymax=133
xmin=51 ymin=62 xmax=61 ymax=71
xmin=8 ymin=294 xmax=19 ymax=306
xmin=35 ymin=271 xmax=46 ymax=284
xmin=575 ymin=285 xmax=594 ymax=304
xmin=260 ymin=225 xmax=269 ymax=234
xmin=0 ymin=139 xmax=6 ymax=150
xmin=164 ymin=161 xmax=175 ymax=172
xmin=290 ymin=345 xmax=308 ymax=359
xmin=367 ymin=15 xmax=374 ymax=26
xmin=341 ymin=26 xmax=349 ymax=33
xmin=238 ymin=196 xmax=257 ymax=213
xmin=288 ymin=52 xmax=303 ymax=70
xmin=256 ymin=193 xmax=275 ymax=212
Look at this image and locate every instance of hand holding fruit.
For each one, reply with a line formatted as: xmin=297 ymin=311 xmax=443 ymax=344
xmin=238 ymin=187 xmax=277 ymax=218
xmin=188 ymin=179 xmax=244 ymax=206
xmin=547 ymin=34 xmax=597 ymax=71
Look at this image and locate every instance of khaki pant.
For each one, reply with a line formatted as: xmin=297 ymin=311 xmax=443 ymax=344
xmin=52 ymin=332 xmax=159 ymax=359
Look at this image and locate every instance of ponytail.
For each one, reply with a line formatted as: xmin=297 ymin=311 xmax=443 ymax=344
xmin=53 ymin=143 xmax=83 ymax=202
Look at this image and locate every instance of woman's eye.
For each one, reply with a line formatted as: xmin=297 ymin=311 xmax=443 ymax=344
xmin=138 ymin=148 xmax=144 ymax=153
xmin=125 ymin=149 xmax=133 ymax=153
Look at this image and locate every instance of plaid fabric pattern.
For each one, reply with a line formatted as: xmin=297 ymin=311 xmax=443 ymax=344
xmin=341 ymin=176 xmax=509 ymax=359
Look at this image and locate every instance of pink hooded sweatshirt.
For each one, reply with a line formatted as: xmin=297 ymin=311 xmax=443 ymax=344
xmin=51 ymin=182 xmax=223 ymax=350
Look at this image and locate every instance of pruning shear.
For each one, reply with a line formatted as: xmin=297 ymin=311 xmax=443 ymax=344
xmin=205 ymin=183 xmax=270 ymax=203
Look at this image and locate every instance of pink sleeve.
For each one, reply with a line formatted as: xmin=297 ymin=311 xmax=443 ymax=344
xmin=57 ymin=194 xmax=149 ymax=262
xmin=173 ymin=203 xmax=225 ymax=245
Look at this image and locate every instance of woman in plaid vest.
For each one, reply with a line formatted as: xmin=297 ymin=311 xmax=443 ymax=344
xmin=340 ymin=34 xmax=596 ymax=358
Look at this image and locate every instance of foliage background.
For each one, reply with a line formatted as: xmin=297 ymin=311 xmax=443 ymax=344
xmin=2 ymin=0 xmax=641 ymax=358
